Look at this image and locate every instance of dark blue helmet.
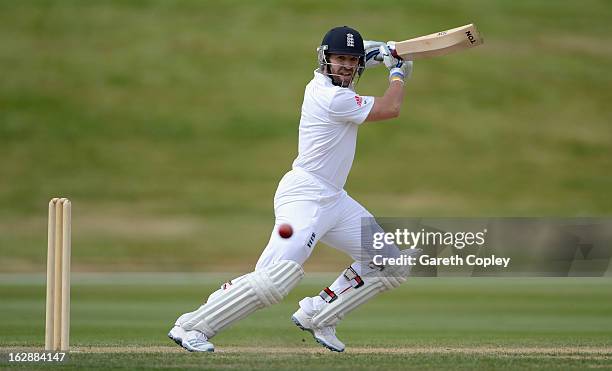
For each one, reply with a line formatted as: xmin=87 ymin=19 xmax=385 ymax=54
xmin=317 ymin=26 xmax=366 ymax=86
xmin=320 ymin=26 xmax=365 ymax=58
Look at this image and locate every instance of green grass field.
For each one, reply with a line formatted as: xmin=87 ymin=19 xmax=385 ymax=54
xmin=1 ymin=276 xmax=611 ymax=369
xmin=1 ymin=0 xmax=612 ymax=369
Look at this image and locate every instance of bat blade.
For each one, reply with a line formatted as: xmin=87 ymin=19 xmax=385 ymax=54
xmin=392 ymin=24 xmax=484 ymax=60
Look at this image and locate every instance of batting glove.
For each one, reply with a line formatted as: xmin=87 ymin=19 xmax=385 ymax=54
xmin=364 ymin=40 xmax=385 ymax=69
xmin=389 ymin=60 xmax=413 ymax=84
xmin=379 ymin=42 xmax=401 ymax=69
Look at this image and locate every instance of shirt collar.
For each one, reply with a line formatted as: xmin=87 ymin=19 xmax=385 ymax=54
xmin=314 ymin=70 xmax=332 ymax=86
xmin=313 ymin=70 xmax=356 ymax=92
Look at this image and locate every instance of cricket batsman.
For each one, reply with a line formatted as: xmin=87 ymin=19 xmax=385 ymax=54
xmin=169 ymin=25 xmax=416 ymax=352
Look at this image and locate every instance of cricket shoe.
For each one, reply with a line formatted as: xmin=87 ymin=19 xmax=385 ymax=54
xmin=291 ymin=308 xmax=345 ymax=352
xmin=168 ymin=325 xmax=214 ymax=352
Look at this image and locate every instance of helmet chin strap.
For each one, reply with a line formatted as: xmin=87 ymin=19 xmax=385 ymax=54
xmin=327 ymin=66 xmax=363 ymax=89
xmin=322 ymin=60 xmax=361 ymax=88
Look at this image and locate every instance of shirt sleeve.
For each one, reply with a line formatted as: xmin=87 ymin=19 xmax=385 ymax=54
xmin=328 ymin=89 xmax=375 ymax=125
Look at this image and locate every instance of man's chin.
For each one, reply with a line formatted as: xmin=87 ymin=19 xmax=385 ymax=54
xmin=331 ymin=76 xmax=352 ymax=87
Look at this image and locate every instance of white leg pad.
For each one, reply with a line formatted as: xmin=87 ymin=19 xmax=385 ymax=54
xmin=179 ymin=260 xmax=303 ymax=338
xmin=312 ymin=249 xmax=418 ymax=327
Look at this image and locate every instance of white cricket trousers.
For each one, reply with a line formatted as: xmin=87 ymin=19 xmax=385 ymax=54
xmin=255 ymin=168 xmax=398 ymax=313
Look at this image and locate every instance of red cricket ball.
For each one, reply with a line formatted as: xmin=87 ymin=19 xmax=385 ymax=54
xmin=278 ymin=223 xmax=293 ymax=239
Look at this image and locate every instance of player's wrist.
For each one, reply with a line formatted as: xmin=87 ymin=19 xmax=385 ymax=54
xmin=388 ymin=67 xmax=405 ymax=85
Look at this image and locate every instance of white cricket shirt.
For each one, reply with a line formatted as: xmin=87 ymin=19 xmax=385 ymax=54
xmin=291 ymin=71 xmax=374 ymax=190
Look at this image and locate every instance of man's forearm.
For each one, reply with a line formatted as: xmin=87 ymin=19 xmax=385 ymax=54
xmin=368 ymin=80 xmax=404 ymax=120
xmin=384 ymin=80 xmax=405 ymax=117
xmin=365 ymin=49 xmax=412 ymax=122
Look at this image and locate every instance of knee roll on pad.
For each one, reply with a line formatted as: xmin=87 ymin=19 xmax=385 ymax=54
xmin=312 ymin=249 xmax=419 ymax=327
xmin=180 ymin=260 xmax=303 ymax=338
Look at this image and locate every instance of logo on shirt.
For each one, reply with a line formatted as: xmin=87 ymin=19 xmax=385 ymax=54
xmin=347 ymin=33 xmax=354 ymax=47
xmin=354 ymin=95 xmax=363 ymax=107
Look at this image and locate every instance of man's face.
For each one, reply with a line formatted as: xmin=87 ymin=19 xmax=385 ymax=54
xmin=328 ymin=54 xmax=360 ymax=87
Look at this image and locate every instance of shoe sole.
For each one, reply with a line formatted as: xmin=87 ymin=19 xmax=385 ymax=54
xmin=168 ymin=331 xmax=214 ymax=353
xmin=291 ymin=315 xmax=344 ymax=353
xmin=168 ymin=332 xmax=183 ymax=347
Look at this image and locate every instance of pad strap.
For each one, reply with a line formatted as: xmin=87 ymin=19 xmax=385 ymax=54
xmin=343 ymin=266 xmax=364 ymax=288
xmin=319 ymin=287 xmax=338 ymax=303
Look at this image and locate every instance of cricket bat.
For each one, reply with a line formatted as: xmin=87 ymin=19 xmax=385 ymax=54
xmin=387 ymin=24 xmax=484 ymax=60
